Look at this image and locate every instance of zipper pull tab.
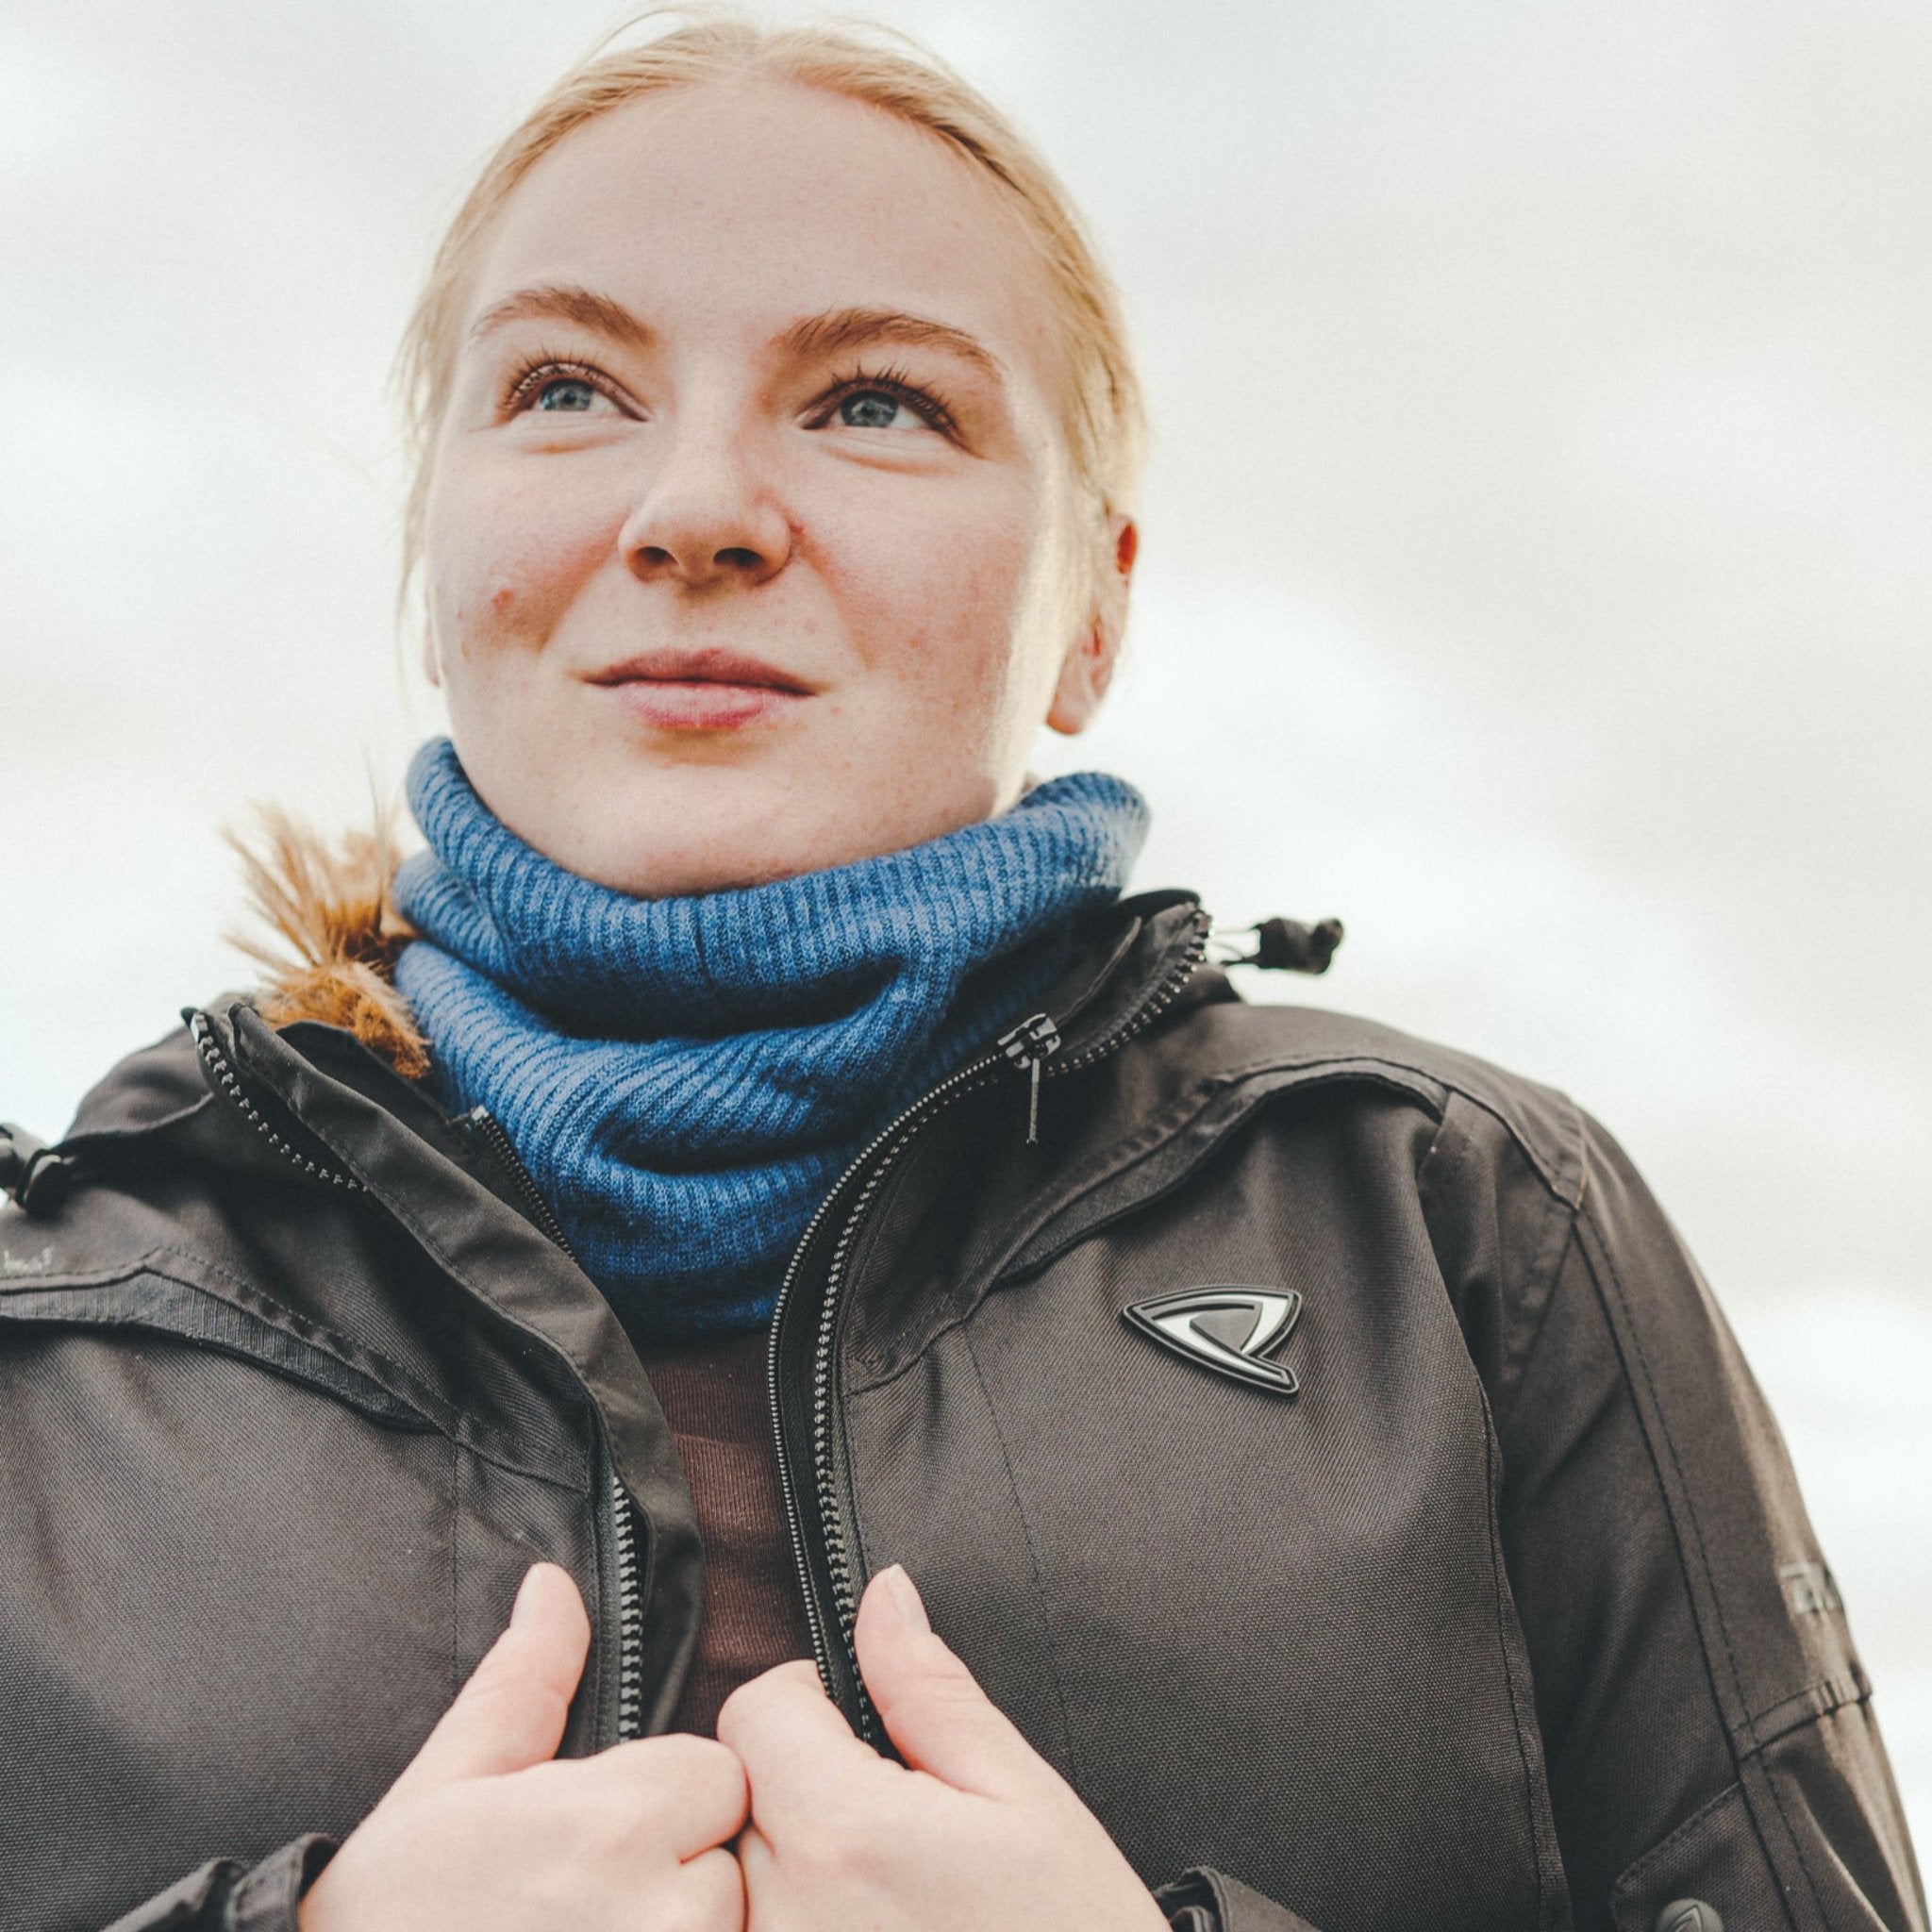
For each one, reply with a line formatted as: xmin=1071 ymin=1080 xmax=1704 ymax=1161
xmin=997 ymin=1013 xmax=1061 ymax=1145
xmin=1208 ymin=915 xmax=1344 ymax=974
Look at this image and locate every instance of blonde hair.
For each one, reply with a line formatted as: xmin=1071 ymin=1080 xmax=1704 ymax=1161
xmin=396 ymin=8 xmax=1145 ymax=625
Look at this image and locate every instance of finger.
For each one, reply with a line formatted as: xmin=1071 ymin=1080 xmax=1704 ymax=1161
xmin=600 ymin=1732 xmax=750 ymax=1859
xmin=671 ymin=1844 xmax=745 ymax=1932
xmin=853 ymin=1565 xmax=1055 ymax=1799
xmin=716 ymin=1658 xmax=879 ymax=1820
xmin=393 ymin=1563 xmax=591 ymax=1792
xmin=733 ymin=1822 xmax=776 ymax=1897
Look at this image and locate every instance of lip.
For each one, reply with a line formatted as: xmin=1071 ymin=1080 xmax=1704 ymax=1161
xmin=585 ymin=647 xmax=816 ymax=732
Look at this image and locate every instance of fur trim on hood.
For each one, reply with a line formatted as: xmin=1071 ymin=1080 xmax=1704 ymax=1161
xmin=227 ymin=812 xmax=430 ymax=1079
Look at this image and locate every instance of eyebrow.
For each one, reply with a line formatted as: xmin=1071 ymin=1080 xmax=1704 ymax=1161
xmin=469 ymin=286 xmax=1005 ymax=385
xmin=470 ymin=284 xmax=654 ymax=349
xmin=777 ymin=307 xmax=1005 ymax=384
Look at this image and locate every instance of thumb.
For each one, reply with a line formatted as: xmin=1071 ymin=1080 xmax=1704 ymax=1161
xmin=391 ymin=1562 xmax=591 ymax=1793
xmin=853 ymin=1566 xmax=1058 ymax=1801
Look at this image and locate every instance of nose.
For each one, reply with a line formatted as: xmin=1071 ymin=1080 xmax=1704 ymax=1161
xmin=617 ymin=424 xmax=792 ymax=589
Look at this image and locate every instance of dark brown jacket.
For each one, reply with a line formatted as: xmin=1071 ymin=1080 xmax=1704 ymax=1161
xmin=1 ymin=895 xmax=1923 ymax=1932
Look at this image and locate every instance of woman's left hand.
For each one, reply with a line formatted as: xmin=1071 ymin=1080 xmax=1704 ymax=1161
xmin=717 ymin=1566 xmax=1170 ymax=1932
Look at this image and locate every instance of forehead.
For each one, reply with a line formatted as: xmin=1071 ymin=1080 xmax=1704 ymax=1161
xmin=469 ymin=76 xmax=1060 ymax=384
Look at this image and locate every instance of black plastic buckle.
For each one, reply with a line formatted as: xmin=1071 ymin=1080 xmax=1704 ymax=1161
xmin=0 ymin=1124 xmax=71 ymax=1215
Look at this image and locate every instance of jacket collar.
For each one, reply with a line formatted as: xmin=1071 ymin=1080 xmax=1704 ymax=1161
xmin=60 ymin=890 xmax=1216 ymax=1154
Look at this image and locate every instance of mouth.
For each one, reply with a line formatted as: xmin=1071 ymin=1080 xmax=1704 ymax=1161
xmin=585 ymin=647 xmax=816 ymax=731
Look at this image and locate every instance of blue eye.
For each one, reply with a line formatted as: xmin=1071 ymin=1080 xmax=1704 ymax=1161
xmin=536 ymin=376 xmax=601 ymax=412
xmin=820 ymin=369 xmax=957 ymax=437
xmin=840 ymin=391 xmax=904 ymax=429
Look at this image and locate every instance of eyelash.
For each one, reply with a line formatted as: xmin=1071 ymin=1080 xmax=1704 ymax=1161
xmin=501 ymin=354 xmax=613 ymax=414
xmin=499 ymin=352 xmax=959 ymax=437
xmin=817 ymin=363 xmax=959 ymax=437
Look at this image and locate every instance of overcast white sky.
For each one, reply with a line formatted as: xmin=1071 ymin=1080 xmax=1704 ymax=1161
xmin=3 ymin=0 xmax=1929 ymax=1854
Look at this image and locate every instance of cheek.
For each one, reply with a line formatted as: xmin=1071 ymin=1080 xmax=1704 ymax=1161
xmin=425 ymin=464 xmax=614 ymax=663
xmin=813 ymin=483 xmax=1043 ymax=703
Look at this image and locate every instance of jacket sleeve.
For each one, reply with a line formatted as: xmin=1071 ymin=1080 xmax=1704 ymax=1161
xmin=1488 ymin=1105 xmax=1926 ymax=1932
xmin=100 ymin=1839 xmax=335 ymax=1932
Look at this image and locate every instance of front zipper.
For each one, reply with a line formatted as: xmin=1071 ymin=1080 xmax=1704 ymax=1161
xmin=187 ymin=1011 xmax=648 ymax=1748
xmin=460 ymin=1105 xmax=575 ymax=1254
xmin=1000 ymin=1013 xmax=1061 ymax=1144
xmin=190 ymin=903 xmax=1208 ymax=1750
xmin=458 ymin=1106 xmax=647 ymax=1747
xmin=190 ymin=1012 xmax=366 ymax=1193
xmin=604 ymin=1448 xmax=646 ymax=1740
xmin=769 ymin=908 xmax=1211 ymax=1739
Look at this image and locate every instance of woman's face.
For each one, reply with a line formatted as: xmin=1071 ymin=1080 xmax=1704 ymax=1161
xmin=423 ymin=76 xmax=1128 ymax=896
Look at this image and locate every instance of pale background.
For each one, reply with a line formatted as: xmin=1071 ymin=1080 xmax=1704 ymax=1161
xmin=3 ymin=0 xmax=1927 ymax=1860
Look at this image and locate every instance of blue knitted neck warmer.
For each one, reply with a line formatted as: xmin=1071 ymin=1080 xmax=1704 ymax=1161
xmin=391 ymin=739 xmax=1148 ymax=1341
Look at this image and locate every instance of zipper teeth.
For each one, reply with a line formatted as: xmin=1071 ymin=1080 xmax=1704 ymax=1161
xmin=608 ymin=1464 xmax=645 ymax=1740
xmin=468 ymin=1108 xmax=581 ymax=1261
xmin=769 ymin=1052 xmax=1008 ymax=1713
xmin=190 ymin=1013 xmax=366 ymax=1192
xmin=772 ymin=908 xmax=1210 ymax=1729
xmin=1051 ymin=910 xmax=1211 ymax=1074
xmin=809 ymin=1108 xmax=985 ymax=1735
xmin=190 ymin=1018 xmax=647 ymax=1746
xmin=466 ymin=1109 xmax=643 ymax=1746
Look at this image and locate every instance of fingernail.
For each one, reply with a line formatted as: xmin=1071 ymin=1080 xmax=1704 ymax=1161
xmin=510 ymin=1563 xmax=543 ymax=1628
xmin=878 ymin=1564 xmax=930 ymax=1632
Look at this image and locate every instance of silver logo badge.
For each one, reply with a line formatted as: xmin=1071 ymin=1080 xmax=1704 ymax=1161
xmin=1123 ymin=1287 xmax=1303 ymax=1395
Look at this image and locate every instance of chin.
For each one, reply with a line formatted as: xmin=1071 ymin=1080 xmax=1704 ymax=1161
xmin=550 ymin=792 xmax=852 ymax=899
xmin=508 ymin=753 xmax=1006 ymax=900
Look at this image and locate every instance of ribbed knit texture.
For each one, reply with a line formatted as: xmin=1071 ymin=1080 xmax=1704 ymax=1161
xmin=391 ymin=739 xmax=1148 ymax=1340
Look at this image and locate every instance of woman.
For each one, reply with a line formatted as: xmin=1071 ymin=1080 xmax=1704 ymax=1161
xmin=0 ymin=16 xmax=1921 ymax=1932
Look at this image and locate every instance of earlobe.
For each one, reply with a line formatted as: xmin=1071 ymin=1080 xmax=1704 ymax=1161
xmin=1045 ymin=515 xmax=1135 ymax=738
xmin=1044 ymin=618 xmax=1115 ymax=736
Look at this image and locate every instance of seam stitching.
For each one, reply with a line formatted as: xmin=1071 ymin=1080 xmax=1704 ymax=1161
xmin=1002 ymin=1041 xmax=1584 ymax=1292
xmin=448 ymin=1429 xmax=461 ymax=1701
xmin=1583 ymin=1214 xmax=1754 ymax=1720
xmin=1611 ymin=1781 xmax=1740 ymax=1893
xmin=1581 ymin=1211 xmax=1824 ymax=1931
xmin=1496 ymin=1149 xmax=1586 ymax=1435
xmin=954 ymin=1308 xmax=1081 ymax=1787
xmin=1746 ymin=1674 xmax=1870 ymax=1749
xmin=135 ymin=1246 xmax=583 ymax=1492
xmin=1480 ymin=1398 xmax=1555 ymax=1927
xmin=1196 ymin=1041 xmax=1582 ymax=1201
xmin=153 ymin=1242 xmax=458 ymax=1415
xmin=287 ymin=1164 xmax=614 ymax=1491
xmin=979 ymin=1035 xmax=1579 ymax=1311
xmin=855 ymin=1069 xmax=1452 ymax=1399
xmin=224 ymin=1011 xmax=616 ymax=1477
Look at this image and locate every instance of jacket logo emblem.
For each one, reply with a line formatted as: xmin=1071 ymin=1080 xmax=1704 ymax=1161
xmin=1123 ymin=1287 xmax=1303 ymax=1396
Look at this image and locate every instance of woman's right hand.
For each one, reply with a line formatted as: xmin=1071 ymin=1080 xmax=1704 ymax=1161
xmin=300 ymin=1563 xmax=747 ymax=1932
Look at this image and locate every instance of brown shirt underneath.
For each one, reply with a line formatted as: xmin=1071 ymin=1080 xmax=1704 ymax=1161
xmin=636 ymin=1325 xmax=815 ymax=1738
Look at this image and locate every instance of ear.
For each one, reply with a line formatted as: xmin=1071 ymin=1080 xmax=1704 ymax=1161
xmin=420 ymin=623 xmax=442 ymax=691
xmin=1045 ymin=515 xmax=1136 ymax=737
